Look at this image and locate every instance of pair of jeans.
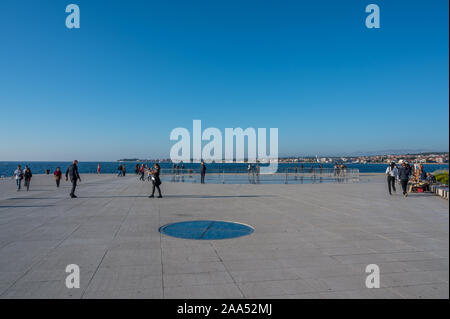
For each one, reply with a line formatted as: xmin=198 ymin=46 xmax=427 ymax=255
xmin=387 ymin=176 xmax=396 ymax=194
xmin=24 ymin=179 xmax=30 ymax=191
xmin=16 ymin=178 xmax=21 ymax=190
xmin=70 ymin=179 xmax=77 ymax=197
xmin=400 ymin=180 xmax=408 ymax=195
xmin=200 ymin=173 xmax=205 ymax=184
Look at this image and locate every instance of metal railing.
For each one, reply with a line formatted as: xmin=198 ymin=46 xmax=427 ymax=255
xmin=153 ymin=168 xmax=359 ymax=184
xmin=0 ymin=168 xmax=359 ymax=184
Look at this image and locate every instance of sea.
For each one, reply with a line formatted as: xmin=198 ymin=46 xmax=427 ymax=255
xmin=0 ymin=161 xmax=448 ymax=177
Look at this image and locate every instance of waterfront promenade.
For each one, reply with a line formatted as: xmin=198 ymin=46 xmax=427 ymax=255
xmin=0 ymin=174 xmax=448 ymax=298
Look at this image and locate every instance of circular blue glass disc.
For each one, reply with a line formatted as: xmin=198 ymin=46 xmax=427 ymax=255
xmin=159 ymin=220 xmax=254 ymax=240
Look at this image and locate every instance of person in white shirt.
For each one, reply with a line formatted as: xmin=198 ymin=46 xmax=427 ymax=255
xmin=385 ymin=162 xmax=398 ymax=195
xmin=13 ymin=165 xmax=23 ymax=191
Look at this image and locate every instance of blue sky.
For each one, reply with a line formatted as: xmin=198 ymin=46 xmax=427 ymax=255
xmin=0 ymin=0 xmax=448 ymax=161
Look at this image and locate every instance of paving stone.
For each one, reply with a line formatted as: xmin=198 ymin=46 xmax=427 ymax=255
xmin=0 ymin=174 xmax=447 ymax=298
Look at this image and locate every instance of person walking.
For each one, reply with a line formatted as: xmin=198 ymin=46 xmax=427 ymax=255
xmin=23 ymin=166 xmax=32 ymax=191
xmin=200 ymin=161 xmax=206 ymax=184
xmin=117 ymin=164 xmax=123 ymax=177
xmin=13 ymin=165 xmax=23 ymax=191
xmin=139 ymin=164 xmax=145 ymax=181
xmin=54 ymin=167 xmax=62 ymax=188
xmin=97 ymin=163 xmax=101 ymax=174
xmin=398 ymin=161 xmax=411 ymax=197
xmin=385 ymin=162 xmax=398 ymax=195
xmin=148 ymin=163 xmax=162 ymax=198
xmin=122 ymin=164 xmax=126 ymax=177
xmin=135 ymin=164 xmax=139 ymax=175
xmin=66 ymin=160 xmax=81 ymax=198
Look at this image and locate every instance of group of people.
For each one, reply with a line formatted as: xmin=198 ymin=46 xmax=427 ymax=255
xmin=168 ymin=161 xmax=207 ymax=184
xmin=11 ymin=160 xmax=163 ymax=198
xmin=133 ymin=163 xmax=163 ymax=197
xmin=13 ymin=165 xmax=33 ymax=191
xmin=247 ymin=163 xmax=260 ymax=183
xmin=291 ymin=164 xmax=342 ymax=175
xmin=12 ymin=162 xmax=78 ymax=196
xmin=385 ymin=161 xmax=436 ymax=197
xmin=333 ymin=163 xmax=347 ymax=176
xmin=117 ymin=163 xmax=126 ymax=176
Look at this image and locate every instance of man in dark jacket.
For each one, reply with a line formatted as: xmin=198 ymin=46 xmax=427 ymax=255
xmin=398 ymin=161 xmax=411 ymax=197
xmin=200 ymin=161 xmax=206 ymax=184
xmin=66 ymin=160 xmax=81 ymax=198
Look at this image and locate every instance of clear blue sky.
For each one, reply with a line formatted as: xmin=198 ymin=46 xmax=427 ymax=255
xmin=0 ymin=0 xmax=448 ymax=161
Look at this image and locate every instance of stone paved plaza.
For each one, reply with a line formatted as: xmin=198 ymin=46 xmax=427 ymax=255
xmin=0 ymin=174 xmax=448 ymax=298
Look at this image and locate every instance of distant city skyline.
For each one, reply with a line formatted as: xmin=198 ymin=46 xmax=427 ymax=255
xmin=0 ymin=0 xmax=448 ymax=161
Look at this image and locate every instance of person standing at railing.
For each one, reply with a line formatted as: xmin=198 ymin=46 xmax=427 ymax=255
xmin=334 ymin=162 xmax=339 ymax=177
xmin=251 ymin=164 xmax=256 ymax=183
xmin=97 ymin=163 xmax=101 ymax=174
xmin=385 ymin=162 xmax=398 ymax=195
xmin=171 ymin=163 xmax=176 ymax=182
xmin=122 ymin=164 xmax=126 ymax=177
xmin=148 ymin=163 xmax=162 ymax=198
xmin=200 ymin=161 xmax=206 ymax=184
xmin=256 ymin=163 xmax=260 ymax=183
